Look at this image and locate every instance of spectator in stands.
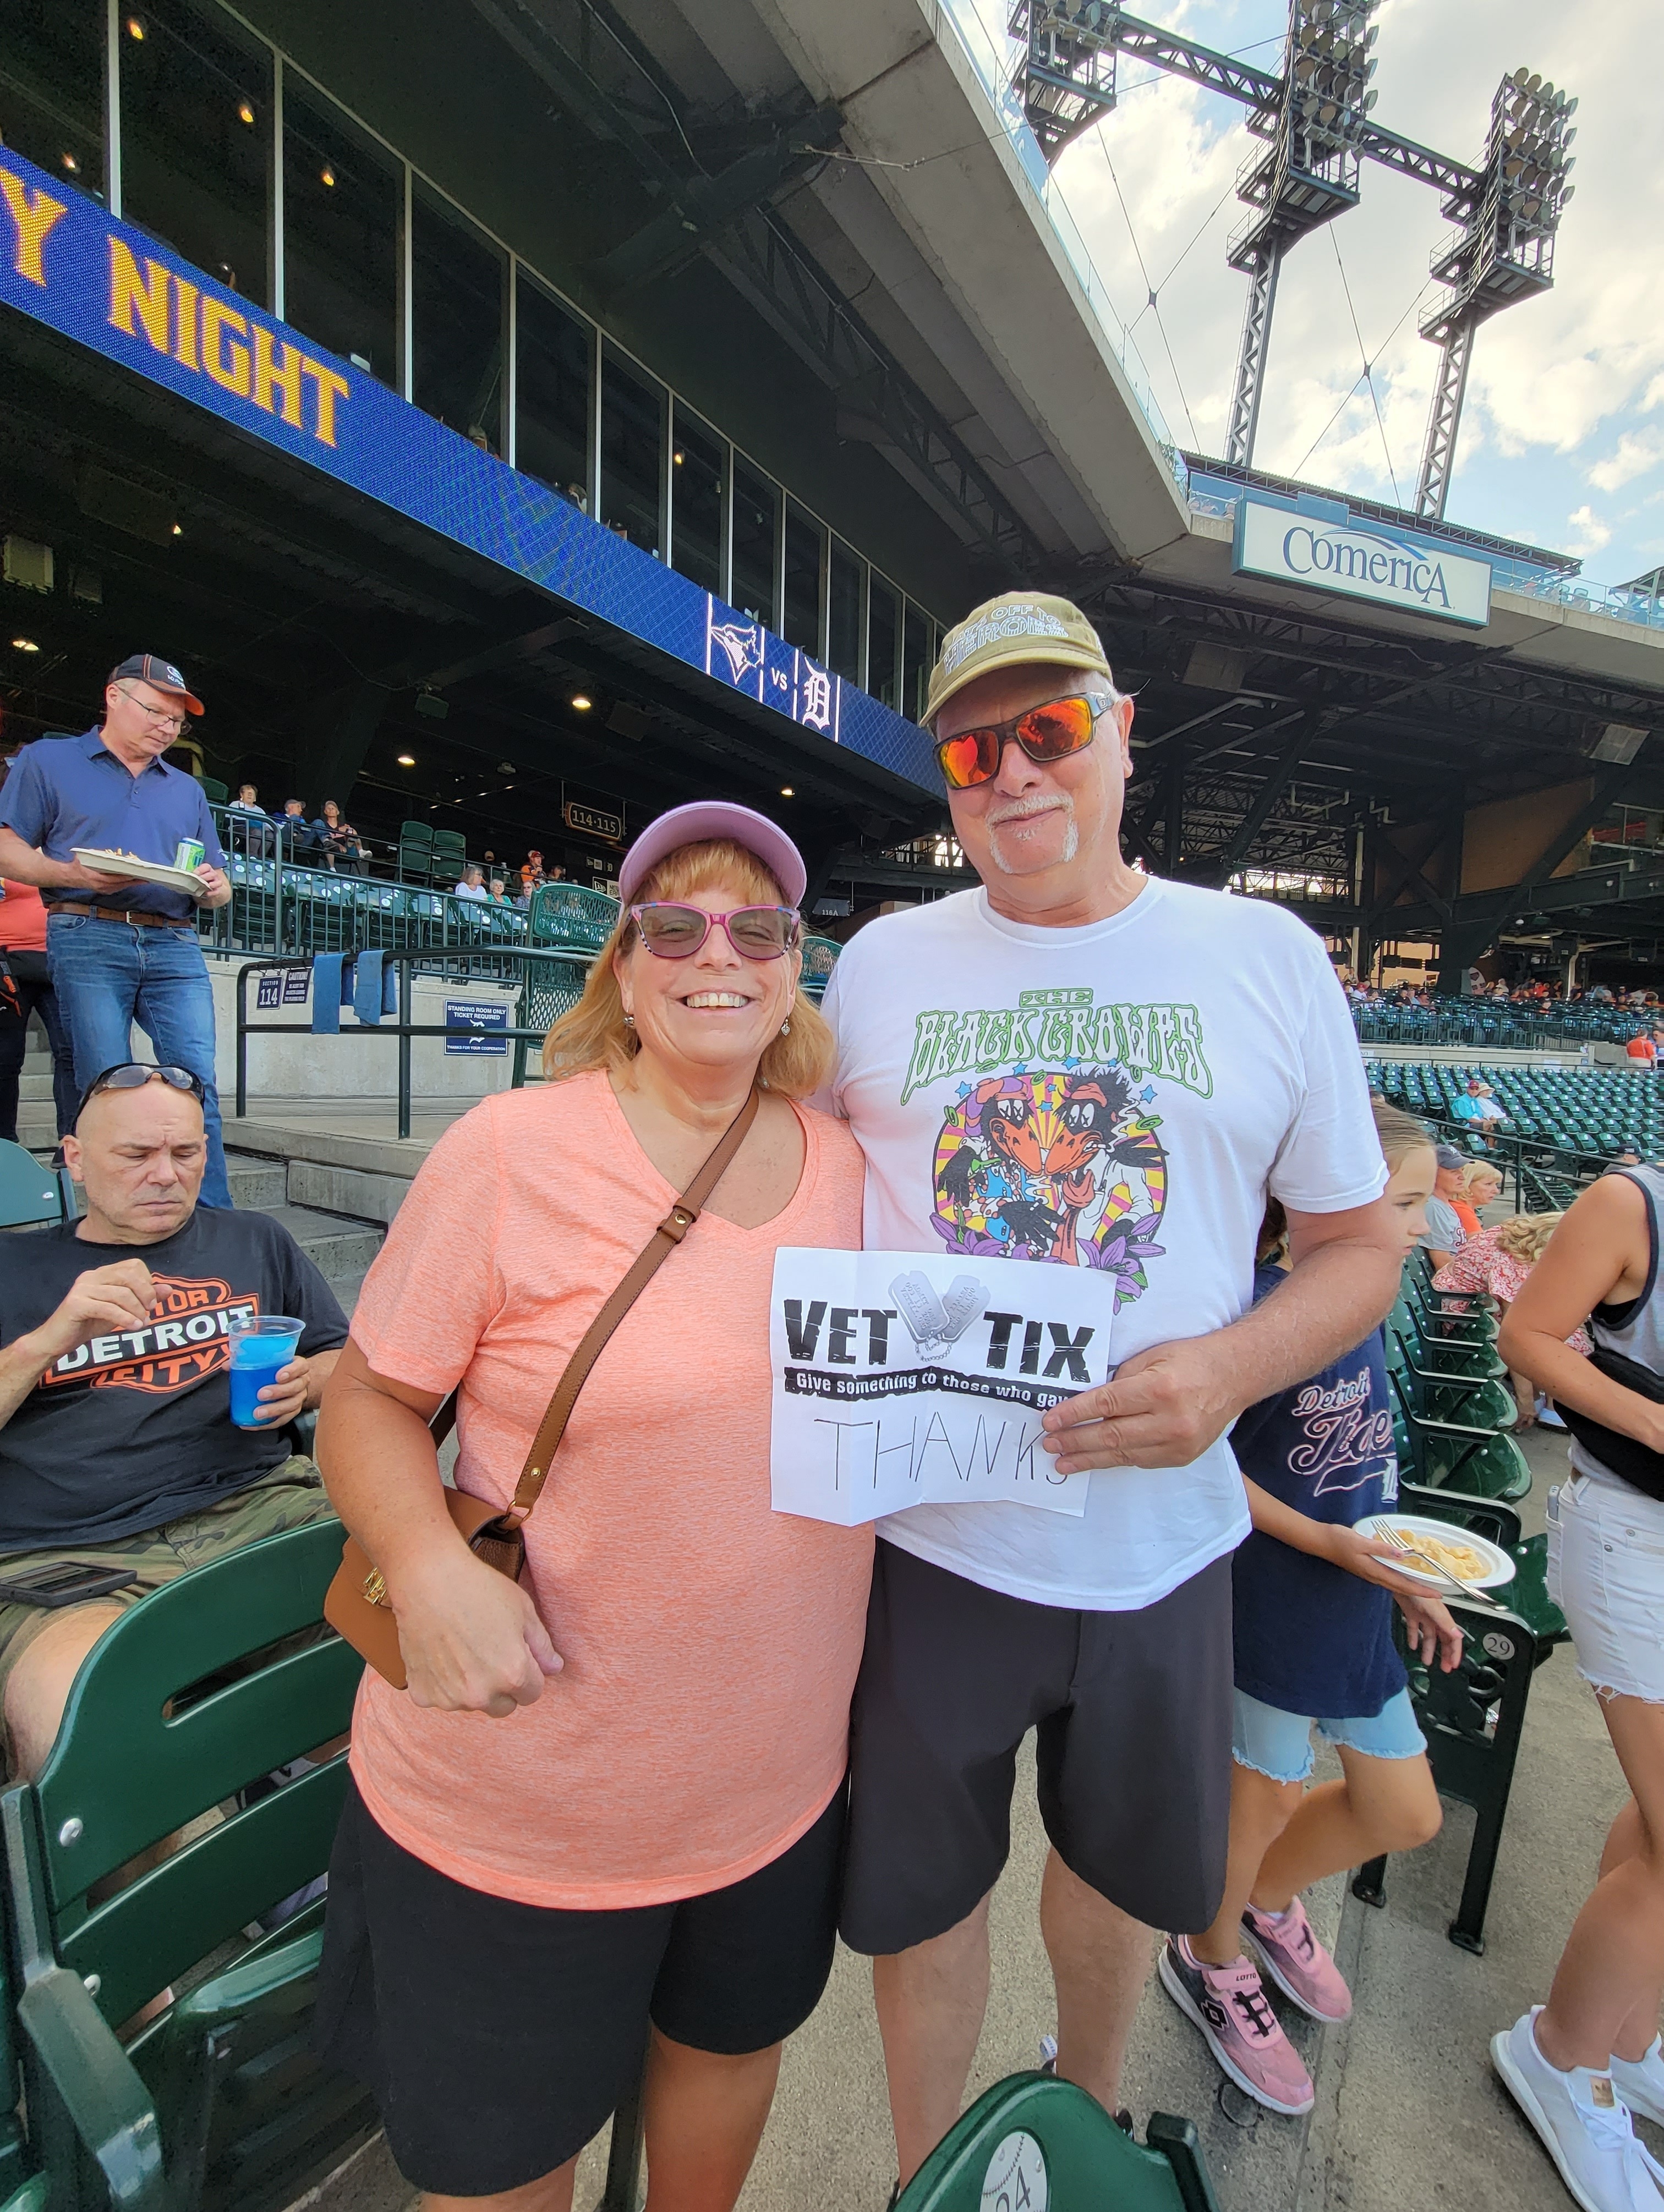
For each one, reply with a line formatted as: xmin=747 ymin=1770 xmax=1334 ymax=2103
xmin=1452 ymin=1159 xmax=1503 ymax=1238
xmin=0 ymin=1066 xmax=345 ymax=1779
xmin=549 ymin=863 xmax=568 ymax=882
xmin=452 ymin=863 xmax=487 ymax=902
xmin=1433 ymin=1214 xmax=1585 ymax=1430
xmin=820 ymin=594 xmax=1401 ymax=2182
xmin=1453 ymin=1077 xmax=1507 ymax=1148
xmin=1589 ymin=982 xmax=1615 ymax=1005
xmin=1163 ymin=1097 xmax=1458 ymax=2115
xmin=486 ymin=875 xmax=512 ymax=909
xmin=1492 ymin=1178 xmax=1664 ymax=2211
xmin=1624 ymin=1029 xmax=1656 ymax=1071
xmin=1417 ymin=1145 xmax=1469 ymax=1270
xmin=226 ymin=781 xmax=276 ymax=858
xmin=273 ymin=798 xmax=322 ymax=856
xmin=521 ymin=849 xmax=545 ymax=895
xmin=0 ymin=655 xmax=236 ymax=1210
xmin=314 ymin=803 xmax=871 ymax=2211
xmin=315 ymin=800 xmax=368 ymax=872
xmin=0 ymin=871 xmax=77 ymax=1150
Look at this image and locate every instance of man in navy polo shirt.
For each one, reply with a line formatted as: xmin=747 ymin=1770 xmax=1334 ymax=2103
xmin=0 ymin=656 xmax=236 ymax=1207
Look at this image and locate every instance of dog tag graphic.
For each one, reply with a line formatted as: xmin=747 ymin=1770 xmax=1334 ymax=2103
xmin=939 ymin=1275 xmax=989 ymax=1344
xmin=891 ymin=1270 xmax=950 ymax=1349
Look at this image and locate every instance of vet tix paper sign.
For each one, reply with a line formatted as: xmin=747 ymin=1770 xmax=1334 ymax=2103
xmin=770 ymin=1249 xmax=1116 ymax=1525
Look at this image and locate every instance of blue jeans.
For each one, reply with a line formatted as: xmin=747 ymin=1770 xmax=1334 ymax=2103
xmin=46 ymin=915 xmax=232 ymax=1207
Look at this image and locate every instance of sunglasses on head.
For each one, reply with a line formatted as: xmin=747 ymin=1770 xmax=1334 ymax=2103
xmin=78 ymin=1062 xmax=205 ymax=1115
xmin=627 ymin=903 xmax=802 ymax=961
xmin=933 ymin=691 xmax=1117 ymax=792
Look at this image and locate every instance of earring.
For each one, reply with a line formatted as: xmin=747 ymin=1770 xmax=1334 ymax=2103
xmin=780 ymin=1018 xmax=791 ymax=1036
xmin=622 ymin=1012 xmax=635 ymax=1027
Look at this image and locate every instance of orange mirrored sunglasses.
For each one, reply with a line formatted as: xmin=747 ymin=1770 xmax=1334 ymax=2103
xmin=933 ymin=691 xmax=1115 ymax=791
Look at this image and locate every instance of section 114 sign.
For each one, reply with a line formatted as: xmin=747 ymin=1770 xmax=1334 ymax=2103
xmin=769 ymin=1248 xmax=1118 ymax=1526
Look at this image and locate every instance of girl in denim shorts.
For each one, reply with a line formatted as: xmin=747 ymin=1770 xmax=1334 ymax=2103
xmin=1160 ymin=1097 xmax=1463 ymax=2115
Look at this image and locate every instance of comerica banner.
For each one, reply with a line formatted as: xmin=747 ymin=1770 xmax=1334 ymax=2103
xmin=1233 ymin=492 xmax=1494 ymax=628
xmin=0 ymin=152 xmax=937 ymax=797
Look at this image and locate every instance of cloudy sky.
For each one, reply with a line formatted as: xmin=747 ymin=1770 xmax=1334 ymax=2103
xmin=968 ymin=0 xmax=1664 ymax=586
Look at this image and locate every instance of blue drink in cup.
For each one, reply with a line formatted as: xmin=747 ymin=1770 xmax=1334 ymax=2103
xmin=227 ymin=1315 xmax=306 ymax=1429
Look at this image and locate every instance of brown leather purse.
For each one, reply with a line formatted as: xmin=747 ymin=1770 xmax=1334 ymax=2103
xmin=323 ymin=1087 xmax=760 ymax=1688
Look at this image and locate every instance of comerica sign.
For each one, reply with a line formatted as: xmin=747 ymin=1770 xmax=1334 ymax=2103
xmin=1233 ymin=495 xmax=1493 ymax=628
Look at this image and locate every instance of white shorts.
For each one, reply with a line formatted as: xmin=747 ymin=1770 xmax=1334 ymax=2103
xmin=1547 ymin=1469 xmax=1664 ymax=1704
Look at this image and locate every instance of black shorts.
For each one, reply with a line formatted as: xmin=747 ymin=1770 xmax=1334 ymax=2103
xmin=840 ymin=1540 xmax=1233 ymax=1955
xmin=314 ymin=1779 xmax=845 ymax=2197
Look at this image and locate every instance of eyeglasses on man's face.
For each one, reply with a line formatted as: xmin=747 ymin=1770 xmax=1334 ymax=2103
xmin=933 ymin=691 xmax=1119 ymax=793
xmin=116 ymin=685 xmax=188 ymax=734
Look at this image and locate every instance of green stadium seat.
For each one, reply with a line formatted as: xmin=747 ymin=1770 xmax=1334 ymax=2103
xmin=1353 ymin=1487 xmax=1568 ymax=1951
xmin=0 ymin=1142 xmax=66 ymax=1231
xmin=430 ymin=830 xmax=468 ymax=887
xmin=893 ymin=2072 xmax=1220 ymax=2212
xmin=1 ymin=1522 xmax=374 ymax=2212
xmin=395 ymin=821 xmax=434 ymax=882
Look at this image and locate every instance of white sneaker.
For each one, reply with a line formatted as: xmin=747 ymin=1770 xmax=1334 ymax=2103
xmin=1614 ymin=2040 xmax=1664 ymax=2128
xmin=1492 ymin=2010 xmax=1664 ymax=2212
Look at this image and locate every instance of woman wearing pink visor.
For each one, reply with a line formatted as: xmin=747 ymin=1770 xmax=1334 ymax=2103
xmin=314 ymin=803 xmax=872 ymax=2211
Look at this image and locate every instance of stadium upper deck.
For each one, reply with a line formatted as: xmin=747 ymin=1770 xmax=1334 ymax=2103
xmin=2 ymin=0 xmax=1662 ymax=973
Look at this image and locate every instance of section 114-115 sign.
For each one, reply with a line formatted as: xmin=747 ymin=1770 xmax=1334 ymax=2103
xmin=563 ymin=799 xmax=623 ymax=842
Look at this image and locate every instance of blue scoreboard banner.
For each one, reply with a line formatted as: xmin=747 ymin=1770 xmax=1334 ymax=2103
xmin=0 ymin=153 xmax=941 ymax=800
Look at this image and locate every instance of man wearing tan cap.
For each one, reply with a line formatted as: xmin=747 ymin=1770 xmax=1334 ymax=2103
xmin=822 ymin=592 xmax=1400 ymax=2174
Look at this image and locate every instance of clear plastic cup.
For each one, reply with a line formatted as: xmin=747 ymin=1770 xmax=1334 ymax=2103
xmin=226 ymin=1314 xmax=305 ymax=1429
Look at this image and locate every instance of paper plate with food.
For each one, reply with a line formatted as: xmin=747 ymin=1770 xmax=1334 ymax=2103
xmin=1357 ymin=1514 xmax=1515 ymax=1592
xmin=72 ymin=848 xmax=211 ymax=898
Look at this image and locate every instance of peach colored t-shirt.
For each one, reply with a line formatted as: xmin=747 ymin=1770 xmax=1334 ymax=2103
xmin=347 ymin=1071 xmax=873 ymax=1908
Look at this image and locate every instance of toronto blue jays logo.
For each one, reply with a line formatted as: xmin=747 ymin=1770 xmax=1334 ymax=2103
xmin=709 ymin=617 xmax=765 ymax=689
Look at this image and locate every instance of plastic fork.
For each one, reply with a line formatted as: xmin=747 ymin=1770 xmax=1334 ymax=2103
xmin=1370 ymin=1522 xmax=1507 ymax=1611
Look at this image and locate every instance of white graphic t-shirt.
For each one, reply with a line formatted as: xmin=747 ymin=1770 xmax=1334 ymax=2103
xmin=822 ymin=876 xmax=1386 ymax=1610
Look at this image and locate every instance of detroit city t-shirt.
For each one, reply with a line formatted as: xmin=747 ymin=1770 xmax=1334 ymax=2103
xmin=0 ymin=1210 xmax=348 ymax=1551
xmin=822 ymin=876 xmax=1387 ymax=1610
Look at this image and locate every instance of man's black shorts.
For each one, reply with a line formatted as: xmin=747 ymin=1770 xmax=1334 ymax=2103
xmin=314 ymin=1779 xmax=844 ymax=2197
xmin=840 ymin=1539 xmax=1233 ymax=1955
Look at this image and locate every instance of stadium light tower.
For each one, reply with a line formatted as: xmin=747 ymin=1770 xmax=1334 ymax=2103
xmin=1413 ymin=68 xmax=1577 ymax=519
xmin=1004 ymin=4 xmax=1573 ymax=503
xmin=1222 ymin=0 xmax=1379 ymax=466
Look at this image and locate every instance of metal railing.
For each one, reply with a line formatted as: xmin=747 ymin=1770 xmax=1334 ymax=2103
xmin=203 ymin=815 xmax=842 ymax=994
xmin=233 ymin=949 xmax=590 ymax=1139
xmin=1354 ymin=1002 xmax=1649 ymax=1052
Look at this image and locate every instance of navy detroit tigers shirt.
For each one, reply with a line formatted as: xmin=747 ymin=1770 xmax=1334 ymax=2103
xmin=1230 ymin=1263 xmax=1406 ymax=1721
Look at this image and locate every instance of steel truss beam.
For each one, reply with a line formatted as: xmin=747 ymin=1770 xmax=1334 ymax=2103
xmin=1224 ymin=245 xmax=1280 ymax=467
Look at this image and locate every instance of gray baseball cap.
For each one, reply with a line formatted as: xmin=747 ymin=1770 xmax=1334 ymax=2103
xmin=1435 ymin=1144 xmax=1466 ymax=1170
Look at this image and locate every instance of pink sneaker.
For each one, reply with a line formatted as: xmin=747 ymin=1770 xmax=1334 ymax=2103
xmin=1243 ymin=1898 xmax=1353 ymax=2024
xmin=1158 ymin=1936 xmax=1315 ymax=2116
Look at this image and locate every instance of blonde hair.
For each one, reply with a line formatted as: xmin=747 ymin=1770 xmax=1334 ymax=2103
xmin=541 ymin=838 xmax=833 ymax=1098
xmin=1494 ymin=1210 xmax=1562 ymax=1264
xmin=1371 ymin=1094 xmax=1434 ymax=1171
xmin=1460 ymin=1158 xmax=1503 ymax=1198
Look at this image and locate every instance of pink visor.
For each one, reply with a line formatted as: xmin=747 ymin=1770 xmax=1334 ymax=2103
xmin=617 ymin=802 xmax=808 ymax=908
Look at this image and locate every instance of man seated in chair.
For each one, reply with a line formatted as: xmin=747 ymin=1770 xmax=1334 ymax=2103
xmin=0 ymin=1063 xmax=346 ymax=1779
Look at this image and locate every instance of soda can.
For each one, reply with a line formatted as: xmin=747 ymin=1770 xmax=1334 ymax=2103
xmin=173 ymin=838 xmax=205 ymax=873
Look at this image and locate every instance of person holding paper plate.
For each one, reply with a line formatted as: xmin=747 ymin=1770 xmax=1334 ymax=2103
xmin=821 ymin=592 xmax=1404 ymax=2185
xmin=0 ymin=656 xmax=234 ymax=1209
xmin=313 ymin=803 xmax=871 ymax=2212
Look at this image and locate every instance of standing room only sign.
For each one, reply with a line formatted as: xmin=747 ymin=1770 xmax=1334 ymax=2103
xmin=769 ymin=1250 xmax=1120 ymax=1525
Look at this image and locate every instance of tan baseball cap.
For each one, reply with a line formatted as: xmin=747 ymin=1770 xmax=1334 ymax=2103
xmin=923 ymin=591 xmax=1114 ymax=730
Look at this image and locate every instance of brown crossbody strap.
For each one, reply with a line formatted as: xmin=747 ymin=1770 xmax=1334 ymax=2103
xmin=488 ymin=1085 xmax=760 ymax=1528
